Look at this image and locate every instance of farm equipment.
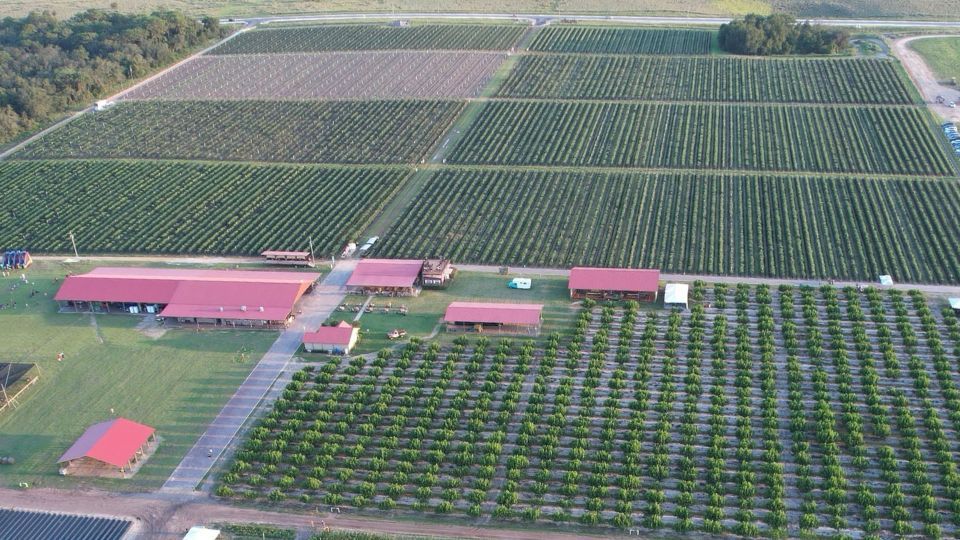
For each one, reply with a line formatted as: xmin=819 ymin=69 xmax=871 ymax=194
xmin=387 ymin=329 xmax=408 ymax=340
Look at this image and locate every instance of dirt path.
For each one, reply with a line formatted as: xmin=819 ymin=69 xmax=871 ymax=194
xmin=0 ymin=486 xmax=609 ymax=540
xmin=891 ymin=34 xmax=960 ymax=122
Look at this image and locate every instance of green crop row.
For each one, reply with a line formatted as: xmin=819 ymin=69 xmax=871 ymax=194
xmin=0 ymin=160 xmax=407 ymax=256
xmin=373 ymin=169 xmax=960 ymax=284
xmin=447 ymin=101 xmax=954 ymax=175
xmin=498 ymin=55 xmax=916 ymax=104
xmin=527 ymin=27 xmax=711 ymax=55
xmin=210 ymin=24 xmax=526 ymax=54
xmin=16 ymin=100 xmax=462 ymax=164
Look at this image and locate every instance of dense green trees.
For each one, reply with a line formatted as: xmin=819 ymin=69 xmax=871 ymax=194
xmin=0 ymin=9 xmax=227 ymax=144
xmin=719 ymin=14 xmax=849 ymax=55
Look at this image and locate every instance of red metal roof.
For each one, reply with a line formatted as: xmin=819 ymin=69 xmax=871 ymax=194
xmin=303 ymin=321 xmax=357 ymax=345
xmin=57 ymin=418 xmax=154 ymax=468
xmin=444 ymin=302 xmax=543 ymax=325
xmin=568 ymin=267 xmax=660 ymax=293
xmin=346 ymin=259 xmax=423 ymax=288
xmin=54 ymin=267 xmax=318 ymax=321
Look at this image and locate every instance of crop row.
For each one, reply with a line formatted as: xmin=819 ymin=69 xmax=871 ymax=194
xmin=497 ymin=55 xmax=916 ymax=104
xmin=0 ymin=160 xmax=407 ymax=255
xmin=15 ymin=100 xmax=462 ymax=164
xmin=373 ymin=169 xmax=960 ymax=283
xmin=210 ymin=24 xmax=526 ymax=54
xmin=217 ymin=285 xmax=960 ymax=538
xmin=123 ymin=52 xmax=507 ymax=101
xmin=447 ymin=101 xmax=954 ymax=175
xmin=526 ymin=27 xmax=711 ymax=55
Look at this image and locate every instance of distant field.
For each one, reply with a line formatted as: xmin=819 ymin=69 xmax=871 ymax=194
xmin=527 ymin=27 xmax=711 ymax=55
xmin=0 ymin=160 xmax=407 ymax=256
xmin=498 ymin=56 xmax=917 ymax=104
xmin=15 ymin=100 xmax=462 ymax=164
xmin=0 ymin=261 xmax=275 ymax=490
xmin=209 ymin=25 xmax=525 ymax=54
xmin=447 ymin=101 xmax=953 ymax=175
xmin=2 ymin=0 xmax=960 ymax=19
xmin=374 ymin=169 xmax=960 ymax=283
xmin=910 ymin=36 xmax=960 ymax=83
xmin=124 ymin=52 xmax=507 ymax=101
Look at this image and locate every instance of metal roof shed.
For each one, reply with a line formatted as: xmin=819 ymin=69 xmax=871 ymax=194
xmin=664 ymin=283 xmax=689 ymax=310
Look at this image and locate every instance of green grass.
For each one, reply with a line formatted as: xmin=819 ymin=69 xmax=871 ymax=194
xmin=0 ymin=261 xmax=276 ymax=490
xmin=911 ymin=36 xmax=960 ymax=83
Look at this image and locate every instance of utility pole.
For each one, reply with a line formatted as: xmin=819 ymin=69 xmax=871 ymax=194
xmin=308 ymin=235 xmax=316 ymax=262
xmin=68 ymin=231 xmax=79 ymax=258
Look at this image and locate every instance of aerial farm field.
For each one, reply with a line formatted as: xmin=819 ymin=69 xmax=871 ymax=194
xmin=220 ymin=283 xmax=960 ymax=539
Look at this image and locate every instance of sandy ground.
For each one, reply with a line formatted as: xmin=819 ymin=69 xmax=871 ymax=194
xmin=891 ymin=34 xmax=960 ymax=122
xmin=0 ymin=486 xmax=610 ymax=540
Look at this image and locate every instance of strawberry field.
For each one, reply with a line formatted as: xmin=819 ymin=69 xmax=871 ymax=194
xmin=209 ymin=24 xmax=525 ymax=54
xmin=16 ymin=100 xmax=462 ymax=164
xmin=0 ymin=160 xmax=406 ymax=255
xmin=446 ymin=101 xmax=954 ymax=175
xmin=373 ymin=169 xmax=960 ymax=283
xmin=527 ymin=27 xmax=711 ymax=55
xmin=218 ymin=283 xmax=960 ymax=539
xmin=123 ymin=52 xmax=507 ymax=101
xmin=497 ymin=56 xmax=916 ymax=104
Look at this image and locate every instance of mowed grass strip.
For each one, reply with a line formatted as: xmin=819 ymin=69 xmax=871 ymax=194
xmin=0 ymin=262 xmax=276 ymax=490
xmin=446 ymin=101 xmax=954 ymax=175
xmin=373 ymin=169 xmax=960 ymax=283
xmin=15 ymin=100 xmax=463 ymax=164
xmin=526 ymin=26 xmax=711 ymax=54
xmin=498 ymin=55 xmax=916 ymax=104
xmin=0 ymin=160 xmax=408 ymax=256
xmin=909 ymin=36 xmax=960 ymax=82
xmin=209 ymin=24 xmax=526 ymax=54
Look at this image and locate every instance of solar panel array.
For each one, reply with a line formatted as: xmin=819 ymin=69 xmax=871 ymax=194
xmin=0 ymin=509 xmax=131 ymax=540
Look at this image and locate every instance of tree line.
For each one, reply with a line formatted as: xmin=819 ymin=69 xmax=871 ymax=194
xmin=718 ymin=14 xmax=850 ymax=55
xmin=0 ymin=9 xmax=228 ymax=144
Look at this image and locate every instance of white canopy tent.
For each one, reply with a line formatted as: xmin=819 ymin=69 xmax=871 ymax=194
xmin=664 ymin=283 xmax=689 ymax=310
xmin=183 ymin=526 xmax=221 ymax=540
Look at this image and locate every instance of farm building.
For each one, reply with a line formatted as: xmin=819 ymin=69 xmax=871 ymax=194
xmin=54 ymin=267 xmax=319 ymax=327
xmin=346 ymin=259 xmax=424 ymax=296
xmin=303 ymin=321 xmax=360 ymax=354
xmin=57 ymin=417 xmax=156 ymax=478
xmin=569 ymin=267 xmax=660 ymax=301
xmin=261 ymin=250 xmax=315 ymax=267
xmin=444 ymin=301 xmax=543 ymax=335
xmin=421 ymin=259 xmax=455 ymax=288
xmin=664 ymin=283 xmax=690 ymax=310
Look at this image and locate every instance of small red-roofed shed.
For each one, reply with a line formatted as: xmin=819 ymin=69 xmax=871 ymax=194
xmin=303 ymin=321 xmax=360 ymax=354
xmin=568 ymin=267 xmax=660 ymax=302
xmin=444 ymin=301 xmax=543 ymax=335
xmin=57 ymin=418 xmax=156 ymax=478
xmin=346 ymin=259 xmax=424 ymax=296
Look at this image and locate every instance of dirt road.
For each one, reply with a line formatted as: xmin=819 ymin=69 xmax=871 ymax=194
xmin=891 ymin=34 xmax=960 ymax=122
xmin=0 ymin=486 xmax=609 ymax=540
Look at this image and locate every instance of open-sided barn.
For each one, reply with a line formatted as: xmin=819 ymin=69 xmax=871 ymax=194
xmin=568 ymin=267 xmax=660 ymax=302
xmin=54 ymin=267 xmax=320 ymax=327
xmin=444 ymin=301 xmax=543 ymax=335
xmin=57 ymin=417 xmax=156 ymax=478
xmin=345 ymin=259 xmax=424 ymax=296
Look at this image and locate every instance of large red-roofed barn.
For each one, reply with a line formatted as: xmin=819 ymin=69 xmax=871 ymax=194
xmin=346 ymin=259 xmax=424 ymax=296
xmin=54 ymin=267 xmax=319 ymax=327
xmin=444 ymin=301 xmax=543 ymax=335
xmin=568 ymin=267 xmax=660 ymax=302
xmin=57 ymin=417 xmax=156 ymax=478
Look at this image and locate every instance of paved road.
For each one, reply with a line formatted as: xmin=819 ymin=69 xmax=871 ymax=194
xmin=233 ymin=12 xmax=960 ymax=28
xmin=161 ymin=260 xmax=356 ymax=492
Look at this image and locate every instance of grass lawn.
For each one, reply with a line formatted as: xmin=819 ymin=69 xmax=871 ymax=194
xmin=911 ymin=36 xmax=960 ymax=82
xmin=308 ymin=271 xmax=579 ymax=356
xmin=0 ymin=260 xmax=276 ymax=490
